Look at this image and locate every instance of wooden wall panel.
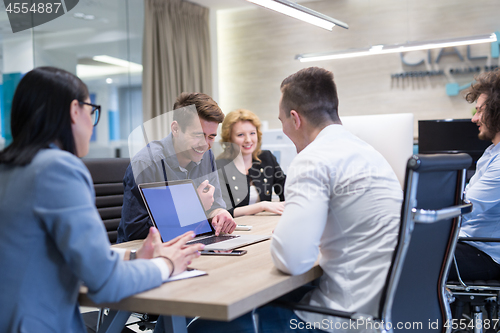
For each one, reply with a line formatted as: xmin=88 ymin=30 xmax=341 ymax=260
xmin=216 ymin=0 xmax=500 ymax=137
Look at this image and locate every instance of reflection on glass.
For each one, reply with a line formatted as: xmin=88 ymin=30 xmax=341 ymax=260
xmin=0 ymin=0 xmax=144 ymax=157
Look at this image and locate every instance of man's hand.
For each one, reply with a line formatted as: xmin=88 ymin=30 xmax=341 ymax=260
xmin=197 ymin=180 xmax=215 ymax=211
xmin=210 ymin=209 xmax=236 ymax=236
xmin=156 ymin=231 xmax=204 ymax=277
xmin=260 ymin=201 xmax=285 ymax=215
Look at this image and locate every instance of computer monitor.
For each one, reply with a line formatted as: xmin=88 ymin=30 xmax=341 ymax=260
xmin=261 ymin=129 xmax=297 ymax=174
xmin=341 ymin=113 xmax=414 ymax=188
xmin=418 ymin=119 xmax=490 ymax=178
xmin=262 ymin=113 xmax=414 ymax=188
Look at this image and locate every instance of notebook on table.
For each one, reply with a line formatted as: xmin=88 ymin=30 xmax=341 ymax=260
xmin=138 ymin=180 xmax=270 ymax=250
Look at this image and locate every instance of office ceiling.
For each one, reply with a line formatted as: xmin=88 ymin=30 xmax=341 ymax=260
xmin=0 ymin=0 xmax=320 ymax=81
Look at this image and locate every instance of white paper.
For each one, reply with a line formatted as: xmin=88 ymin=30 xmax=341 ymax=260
xmin=166 ymin=269 xmax=207 ymax=282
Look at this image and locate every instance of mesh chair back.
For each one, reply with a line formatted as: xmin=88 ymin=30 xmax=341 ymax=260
xmin=262 ymin=154 xmax=472 ymax=333
xmin=381 ymin=154 xmax=471 ymax=333
xmin=83 ymin=158 xmax=130 ymax=244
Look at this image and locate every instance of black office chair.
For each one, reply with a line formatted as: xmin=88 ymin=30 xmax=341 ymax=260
xmin=81 ymin=158 xmax=144 ymax=333
xmin=257 ymin=154 xmax=472 ymax=333
xmin=82 ymin=158 xmax=130 ymax=244
xmin=447 ymin=238 xmax=500 ymax=333
xmin=82 ymin=158 xmax=164 ymax=332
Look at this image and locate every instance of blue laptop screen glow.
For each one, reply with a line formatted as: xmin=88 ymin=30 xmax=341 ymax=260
xmin=141 ymin=182 xmax=212 ymax=241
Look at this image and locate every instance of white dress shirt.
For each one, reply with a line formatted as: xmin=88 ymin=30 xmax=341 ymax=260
xmin=248 ymin=184 xmax=260 ymax=205
xmin=271 ymin=124 xmax=403 ymax=331
xmin=460 ymin=142 xmax=500 ymax=263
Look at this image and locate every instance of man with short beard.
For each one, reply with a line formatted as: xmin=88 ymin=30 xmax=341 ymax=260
xmin=449 ymin=69 xmax=500 ymax=281
xmin=188 ymin=67 xmax=403 ymax=333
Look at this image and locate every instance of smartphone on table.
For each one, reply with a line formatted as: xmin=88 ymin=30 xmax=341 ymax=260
xmin=200 ymin=249 xmax=247 ymax=256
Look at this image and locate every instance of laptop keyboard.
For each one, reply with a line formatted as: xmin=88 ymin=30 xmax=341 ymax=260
xmin=188 ymin=235 xmax=239 ymax=245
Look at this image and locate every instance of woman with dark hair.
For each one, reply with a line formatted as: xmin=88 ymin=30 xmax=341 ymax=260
xmin=0 ymin=67 xmax=203 ymax=332
xmin=217 ymin=109 xmax=286 ymax=217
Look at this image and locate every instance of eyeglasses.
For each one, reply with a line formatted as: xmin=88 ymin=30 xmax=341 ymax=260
xmin=79 ymin=101 xmax=101 ymax=127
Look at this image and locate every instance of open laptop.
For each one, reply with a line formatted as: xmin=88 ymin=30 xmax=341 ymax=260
xmin=138 ymin=180 xmax=270 ymax=250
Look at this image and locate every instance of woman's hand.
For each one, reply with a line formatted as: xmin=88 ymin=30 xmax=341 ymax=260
xmin=136 ymin=227 xmax=161 ymax=259
xmin=156 ymin=231 xmax=205 ymax=276
xmin=259 ymin=201 xmax=285 ymax=215
xmin=136 ymin=228 xmax=204 ymax=276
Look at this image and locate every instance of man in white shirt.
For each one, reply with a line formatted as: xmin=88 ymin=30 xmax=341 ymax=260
xmin=269 ymin=67 xmax=403 ymax=332
xmin=189 ymin=67 xmax=402 ymax=333
xmin=449 ymin=69 xmax=500 ymax=281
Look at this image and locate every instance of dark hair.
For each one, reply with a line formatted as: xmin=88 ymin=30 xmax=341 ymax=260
xmin=172 ymin=92 xmax=224 ymax=131
xmin=280 ymin=67 xmax=340 ymax=126
xmin=465 ymin=69 xmax=500 ymax=134
xmin=0 ymin=66 xmax=89 ymax=165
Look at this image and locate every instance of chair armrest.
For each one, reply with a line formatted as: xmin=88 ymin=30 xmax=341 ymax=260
xmin=269 ymin=300 xmax=373 ymax=321
xmin=458 ymin=237 xmax=500 ymax=243
xmin=412 ymin=202 xmax=472 ymax=223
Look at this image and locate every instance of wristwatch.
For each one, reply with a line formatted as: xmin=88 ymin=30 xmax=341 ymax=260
xmin=129 ymin=249 xmax=137 ymax=260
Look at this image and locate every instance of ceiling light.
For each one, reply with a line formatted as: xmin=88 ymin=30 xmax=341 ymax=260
xmin=106 ymin=78 xmax=113 ymax=84
xmin=76 ymin=64 xmax=142 ymax=78
xmin=296 ymin=33 xmax=497 ymax=62
xmin=246 ymin=0 xmax=348 ymax=31
xmin=78 ymin=56 xmax=143 ymax=78
xmin=73 ymin=12 xmax=96 ymax=20
xmin=92 ymin=55 xmax=143 ymax=71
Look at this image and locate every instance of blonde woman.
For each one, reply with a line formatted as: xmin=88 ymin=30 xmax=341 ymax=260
xmin=217 ymin=109 xmax=286 ymax=217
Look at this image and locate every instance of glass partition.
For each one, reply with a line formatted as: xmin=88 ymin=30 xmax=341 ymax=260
xmin=0 ymin=0 xmax=145 ymax=157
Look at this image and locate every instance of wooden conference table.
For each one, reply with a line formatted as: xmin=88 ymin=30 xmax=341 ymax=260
xmin=79 ymin=213 xmax=323 ymax=333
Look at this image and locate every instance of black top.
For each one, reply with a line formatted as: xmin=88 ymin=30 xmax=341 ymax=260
xmin=216 ymin=150 xmax=286 ymax=217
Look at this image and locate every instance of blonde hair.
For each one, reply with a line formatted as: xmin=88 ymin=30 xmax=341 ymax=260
xmin=219 ymin=109 xmax=262 ymax=162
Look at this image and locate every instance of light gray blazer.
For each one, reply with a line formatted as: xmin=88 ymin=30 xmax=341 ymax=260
xmin=0 ymin=147 xmax=163 ymax=333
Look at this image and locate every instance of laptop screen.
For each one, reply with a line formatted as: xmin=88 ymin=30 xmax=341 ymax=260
xmin=140 ymin=181 xmax=213 ymax=242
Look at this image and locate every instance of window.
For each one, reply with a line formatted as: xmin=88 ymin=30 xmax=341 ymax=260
xmin=0 ymin=0 xmax=145 ymax=157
